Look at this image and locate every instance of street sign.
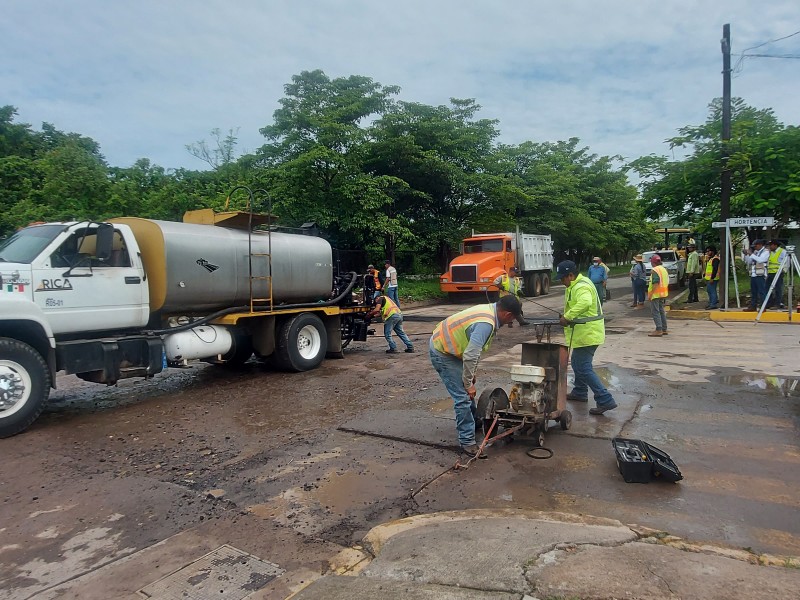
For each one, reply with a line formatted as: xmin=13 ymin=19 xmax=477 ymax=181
xmin=712 ymin=221 xmax=727 ymax=229
xmin=727 ymin=217 xmax=775 ymax=227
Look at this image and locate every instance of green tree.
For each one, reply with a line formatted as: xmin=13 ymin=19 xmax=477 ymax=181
xmin=629 ymin=98 xmax=796 ymax=241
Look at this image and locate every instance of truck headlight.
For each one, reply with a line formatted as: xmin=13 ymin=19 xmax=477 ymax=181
xmin=480 ymin=277 xmax=490 ymax=282
xmin=441 ymin=278 xmax=449 ymax=283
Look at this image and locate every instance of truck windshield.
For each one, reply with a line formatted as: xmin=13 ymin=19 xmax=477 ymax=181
xmin=463 ymin=239 xmax=503 ymax=254
xmin=0 ymin=225 xmax=65 ymax=264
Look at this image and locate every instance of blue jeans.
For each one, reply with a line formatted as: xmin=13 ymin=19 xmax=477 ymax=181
xmin=706 ymin=279 xmax=718 ymax=308
xmin=767 ymin=273 xmax=784 ymax=307
xmin=429 ymin=341 xmax=476 ymax=447
xmin=384 ymin=314 xmax=413 ymax=351
xmin=750 ymin=276 xmax=766 ymax=309
xmin=650 ymin=297 xmax=667 ymax=331
xmin=386 ymin=286 xmax=399 ymax=306
xmin=570 ymin=345 xmax=615 ymax=407
xmin=633 ymin=279 xmax=646 ymax=304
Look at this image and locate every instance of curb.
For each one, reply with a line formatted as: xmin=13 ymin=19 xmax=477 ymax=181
xmin=669 ymin=309 xmax=799 ymax=323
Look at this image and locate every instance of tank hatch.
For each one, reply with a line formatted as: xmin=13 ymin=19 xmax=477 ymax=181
xmin=182 ymin=209 xmax=276 ymax=230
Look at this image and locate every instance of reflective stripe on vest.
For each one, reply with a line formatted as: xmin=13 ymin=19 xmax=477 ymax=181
xmin=648 ymin=265 xmax=670 ymax=298
xmin=431 ymin=304 xmax=496 ymax=357
xmin=768 ymin=248 xmax=784 ymax=274
xmin=381 ymin=296 xmax=400 ymax=320
xmin=500 ymin=274 xmax=520 ymax=296
xmin=704 ymin=257 xmax=719 ymax=281
xmin=370 ymin=269 xmax=382 ymax=290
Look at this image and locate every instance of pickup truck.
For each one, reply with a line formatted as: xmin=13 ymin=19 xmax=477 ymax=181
xmin=642 ymin=250 xmax=686 ymax=288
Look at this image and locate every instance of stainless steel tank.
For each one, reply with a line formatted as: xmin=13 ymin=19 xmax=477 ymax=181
xmin=113 ymin=218 xmax=333 ymax=313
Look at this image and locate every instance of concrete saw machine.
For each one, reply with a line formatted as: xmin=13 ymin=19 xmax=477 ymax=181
xmin=476 ymin=341 xmax=572 ymax=448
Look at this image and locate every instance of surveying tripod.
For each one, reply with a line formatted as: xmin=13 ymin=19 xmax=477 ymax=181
xmin=756 ymin=245 xmax=800 ymax=322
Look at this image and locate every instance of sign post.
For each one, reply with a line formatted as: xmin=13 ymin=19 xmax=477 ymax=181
xmin=711 ymin=217 xmax=775 ymax=310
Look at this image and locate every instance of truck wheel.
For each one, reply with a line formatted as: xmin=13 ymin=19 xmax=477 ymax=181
xmin=0 ymin=339 xmax=51 ymax=438
xmin=533 ymin=274 xmax=543 ymax=297
xmin=541 ymin=273 xmax=551 ymax=295
xmin=273 ymin=313 xmax=328 ymax=372
xmin=524 ymin=273 xmax=538 ymax=297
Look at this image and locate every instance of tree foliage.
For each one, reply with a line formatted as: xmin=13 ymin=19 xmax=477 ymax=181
xmin=630 ymin=98 xmax=798 ymax=241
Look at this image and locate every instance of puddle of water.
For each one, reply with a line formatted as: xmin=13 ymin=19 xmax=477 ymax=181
xmin=431 ymin=398 xmax=454 ymax=413
xmin=721 ymin=375 xmax=799 ymax=397
xmin=313 ymin=462 xmax=411 ymax=515
xmin=591 ymin=367 xmax=620 ymax=390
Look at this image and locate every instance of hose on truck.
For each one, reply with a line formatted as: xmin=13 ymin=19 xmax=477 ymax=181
xmin=146 ymin=271 xmax=359 ymax=336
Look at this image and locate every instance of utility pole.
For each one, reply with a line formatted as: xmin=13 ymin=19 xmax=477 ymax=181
xmin=720 ymin=24 xmax=732 ymax=303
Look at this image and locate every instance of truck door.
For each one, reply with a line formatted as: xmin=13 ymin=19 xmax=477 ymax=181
xmin=32 ymin=225 xmax=149 ymax=334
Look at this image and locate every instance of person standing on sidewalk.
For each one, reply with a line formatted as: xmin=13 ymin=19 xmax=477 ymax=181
xmin=429 ymin=295 xmax=522 ymax=457
xmin=587 ymin=257 xmax=608 ymax=305
xmin=685 ymin=243 xmax=701 ymax=303
xmin=492 ymin=266 xmax=529 ymax=327
xmin=742 ymin=239 xmax=769 ymax=311
xmin=556 ymin=261 xmax=617 ymax=416
xmin=384 ymin=259 xmax=400 ymax=306
xmin=647 ymin=254 xmax=669 ymax=337
xmin=367 ymin=295 xmax=414 ymax=354
xmin=629 ymin=254 xmax=647 ymax=307
xmin=767 ymin=240 xmax=787 ymax=309
xmin=704 ymin=246 xmax=721 ymax=309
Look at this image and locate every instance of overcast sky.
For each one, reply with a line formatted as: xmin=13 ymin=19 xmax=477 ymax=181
xmin=3 ymin=1 xmax=799 ymax=172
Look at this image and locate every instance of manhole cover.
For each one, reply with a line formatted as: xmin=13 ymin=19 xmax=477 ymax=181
xmin=137 ymin=544 xmax=283 ymax=599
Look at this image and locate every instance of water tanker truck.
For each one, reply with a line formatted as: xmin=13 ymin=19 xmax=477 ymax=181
xmin=0 ymin=208 xmax=372 ymax=437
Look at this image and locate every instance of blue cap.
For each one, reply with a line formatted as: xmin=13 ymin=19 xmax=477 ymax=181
xmin=556 ymin=260 xmax=578 ymax=279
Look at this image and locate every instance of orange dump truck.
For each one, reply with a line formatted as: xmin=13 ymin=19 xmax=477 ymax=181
xmin=440 ymin=231 xmax=554 ymax=300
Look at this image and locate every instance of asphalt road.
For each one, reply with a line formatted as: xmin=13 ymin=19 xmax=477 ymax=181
xmin=1 ymin=276 xmax=799 ymax=599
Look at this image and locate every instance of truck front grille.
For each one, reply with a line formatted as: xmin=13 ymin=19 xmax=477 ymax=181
xmin=451 ymin=265 xmax=477 ymax=283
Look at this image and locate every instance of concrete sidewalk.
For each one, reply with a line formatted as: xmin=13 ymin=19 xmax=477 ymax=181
xmin=289 ymin=510 xmax=800 ymax=600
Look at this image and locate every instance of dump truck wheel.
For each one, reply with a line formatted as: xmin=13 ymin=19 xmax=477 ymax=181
xmin=532 ymin=274 xmax=543 ymax=297
xmin=274 ymin=313 xmax=328 ymax=372
xmin=0 ymin=339 xmax=51 ymax=438
xmin=541 ymin=272 xmax=551 ymax=295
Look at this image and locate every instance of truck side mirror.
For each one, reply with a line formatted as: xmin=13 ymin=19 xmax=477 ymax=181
xmin=95 ymin=224 xmax=114 ymax=262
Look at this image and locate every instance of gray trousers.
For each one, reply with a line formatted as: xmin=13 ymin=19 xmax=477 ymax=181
xmin=650 ymin=297 xmax=667 ymax=331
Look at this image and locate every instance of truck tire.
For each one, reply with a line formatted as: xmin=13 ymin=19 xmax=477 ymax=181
xmin=273 ymin=313 xmax=328 ymax=372
xmin=541 ymin=272 xmax=551 ymax=295
xmin=532 ymin=273 xmax=543 ymax=297
xmin=220 ymin=334 xmax=254 ymax=367
xmin=523 ymin=273 xmax=537 ymax=298
xmin=0 ymin=338 xmax=51 ymax=438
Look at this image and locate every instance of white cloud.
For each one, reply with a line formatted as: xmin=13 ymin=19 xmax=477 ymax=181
xmin=3 ymin=0 xmax=799 ymax=170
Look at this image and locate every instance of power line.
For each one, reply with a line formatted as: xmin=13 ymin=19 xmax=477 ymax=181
xmin=733 ymin=29 xmax=800 ymax=74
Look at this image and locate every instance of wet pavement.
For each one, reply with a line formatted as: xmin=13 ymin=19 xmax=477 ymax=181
xmin=1 ymin=276 xmax=799 ymax=598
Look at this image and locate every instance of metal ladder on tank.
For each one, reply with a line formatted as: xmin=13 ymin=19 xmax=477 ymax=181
xmin=226 ymin=186 xmax=274 ymax=313
xmin=247 ymin=190 xmax=274 ymax=313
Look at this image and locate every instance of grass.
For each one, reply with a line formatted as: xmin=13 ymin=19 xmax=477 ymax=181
xmin=397 ymin=275 xmax=446 ymax=302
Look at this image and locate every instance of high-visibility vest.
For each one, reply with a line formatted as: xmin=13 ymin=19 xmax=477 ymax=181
xmin=431 ymin=304 xmax=496 ymax=358
xmin=369 ymin=268 xmax=382 ymax=290
xmin=563 ymin=275 xmax=604 ymax=348
xmin=648 ymin=265 xmax=670 ymax=299
xmin=380 ymin=296 xmax=401 ymax=320
xmin=703 ymin=257 xmax=719 ymax=281
xmin=499 ymin=274 xmax=521 ymax=296
xmin=768 ymin=247 xmax=785 ymax=274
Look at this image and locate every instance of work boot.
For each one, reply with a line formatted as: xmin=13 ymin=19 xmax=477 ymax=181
xmin=589 ymin=402 xmax=618 ymax=415
xmin=507 ymin=323 xmax=514 ymax=328
xmin=648 ymin=331 xmax=663 ymax=337
xmin=520 ymin=321 xmax=530 ymax=326
xmin=460 ymin=444 xmax=488 ymax=459
xmin=662 ymin=331 xmax=669 ymax=335
xmin=386 ymin=348 xmax=398 ymax=353
xmin=629 ymin=303 xmax=637 ymax=307
xmin=566 ymin=392 xmax=588 ymax=402
xmin=404 ymin=347 xmax=414 ymax=353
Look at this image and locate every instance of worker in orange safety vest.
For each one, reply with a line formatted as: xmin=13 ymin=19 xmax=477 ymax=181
xmin=647 ymin=254 xmax=670 ymax=337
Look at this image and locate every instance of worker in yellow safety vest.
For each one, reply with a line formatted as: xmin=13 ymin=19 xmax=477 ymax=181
xmin=647 ymin=254 xmax=670 ymax=337
xmin=703 ymin=246 xmax=720 ymax=309
xmin=492 ymin=266 xmax=529 ymax=327
xmin=767 ymin=240 xmax=787 ymax=309
xmin=367 ymin=295 xmax=413 ymax=354
xmin=366 ymin=264 xmax=383 ymax=300
xmin=556 ymin=260 xmax=617 ymax=416
xmin=429 ymin=295 xmax=522 ymax=458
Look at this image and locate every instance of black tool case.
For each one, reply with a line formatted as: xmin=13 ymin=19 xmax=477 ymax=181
xmin=612 ymin=438 xmax=683 ymax=483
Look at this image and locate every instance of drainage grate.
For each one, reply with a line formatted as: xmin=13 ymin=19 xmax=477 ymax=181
xmin=137 ymin=544 xmax=284 ymax=600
